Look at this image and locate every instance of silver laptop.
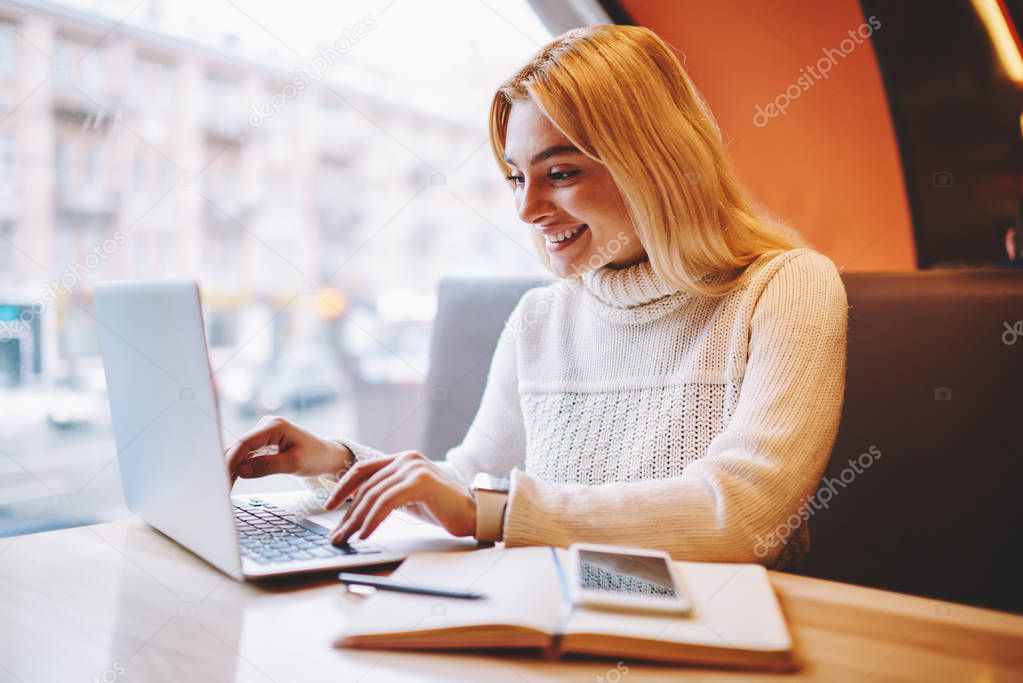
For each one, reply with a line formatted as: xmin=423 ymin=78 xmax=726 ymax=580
xmin=94 ymin=280 xmax=476 ymax=579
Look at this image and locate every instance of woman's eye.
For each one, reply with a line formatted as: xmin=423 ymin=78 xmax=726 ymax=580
xmin=549 ymin=170 xmax=580 ymax=182
xmin=504 ymin=170 xmax=578 ymax=187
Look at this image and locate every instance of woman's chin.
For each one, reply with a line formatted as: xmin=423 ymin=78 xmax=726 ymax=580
xmin=548 ymin=235 xmax=601 ymax=277
xmin=550 ymin=254 xmax=591 ymax=278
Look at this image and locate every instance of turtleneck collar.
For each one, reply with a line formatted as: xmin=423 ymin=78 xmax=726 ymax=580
xmin=578 ymin=258 xmax=680 ymax=309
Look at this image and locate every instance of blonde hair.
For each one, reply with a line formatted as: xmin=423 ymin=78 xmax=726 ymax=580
xmin=489 ymin=25 xmax=804 ymax=297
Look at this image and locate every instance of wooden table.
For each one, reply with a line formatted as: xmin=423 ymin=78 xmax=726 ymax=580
xmin=1 ymin=519 xmax=1021 ymax=682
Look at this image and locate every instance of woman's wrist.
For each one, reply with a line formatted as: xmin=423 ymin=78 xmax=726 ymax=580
xmin=465 ymin=491 xmax=479 ymax=538
xmin=326 ymin=439 xmax=355 ymax=477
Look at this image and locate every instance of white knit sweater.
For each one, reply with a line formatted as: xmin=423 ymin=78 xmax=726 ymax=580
xmin=332 ymin=248 xmax=848 ymax=569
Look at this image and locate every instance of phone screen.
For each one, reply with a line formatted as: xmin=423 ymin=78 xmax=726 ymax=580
xmin=577 ymin=549 xmax=679 ymax=599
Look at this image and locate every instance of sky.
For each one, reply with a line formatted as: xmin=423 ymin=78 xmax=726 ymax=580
xmin=58 ymin=0 xmax=553 ymax=124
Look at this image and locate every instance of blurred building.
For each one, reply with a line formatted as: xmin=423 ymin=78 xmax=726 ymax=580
xmin=0 ymin=0 xmax=532 ymax=389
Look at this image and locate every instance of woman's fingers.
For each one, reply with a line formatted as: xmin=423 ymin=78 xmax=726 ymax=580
xmin=341 ymin=456 xmax=417 ymax=516
xmin=332 ymin=469 xmax=415 ymax=542
xmin=324 ymin=457 xmax=392 ymax=510
xmin=225 ymin=415 xmax=285 ymax=475
xmin=355 ymin=481 xmax=419 ymax=539
xmin=326 ymin=456 xmax=476 ymax=541
xmin=235 ymin=450 xmax=299 ymax=478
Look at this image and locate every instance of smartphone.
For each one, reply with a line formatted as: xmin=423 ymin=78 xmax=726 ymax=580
xmin=567 ymin=543 xmax=692 ymax=615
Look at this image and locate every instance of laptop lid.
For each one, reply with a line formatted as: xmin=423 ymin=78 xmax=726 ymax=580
xmin=94 ymin=281 xmax=242 ymax=579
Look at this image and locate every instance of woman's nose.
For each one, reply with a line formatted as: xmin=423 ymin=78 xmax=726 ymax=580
xmin=516 ymin=180 xmax=555 ymax=225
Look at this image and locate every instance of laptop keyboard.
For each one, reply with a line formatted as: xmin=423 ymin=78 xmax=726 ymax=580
xmin=234 ymin=498 xmax=380 ymax=564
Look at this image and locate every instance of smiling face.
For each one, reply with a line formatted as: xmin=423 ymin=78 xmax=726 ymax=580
xmin=502 ymin=98 xmax=647 ymax=277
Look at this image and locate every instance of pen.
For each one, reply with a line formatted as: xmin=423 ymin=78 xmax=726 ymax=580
xmin=338 ymin=572 xmax=486 ymax=600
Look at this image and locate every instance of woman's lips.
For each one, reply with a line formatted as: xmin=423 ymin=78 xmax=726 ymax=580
xmin=545 ymin=225 xmax=588 ymax=252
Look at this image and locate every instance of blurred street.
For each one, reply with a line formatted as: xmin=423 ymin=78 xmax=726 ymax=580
xmin=0 ymin=390 xmax=361 ymax=538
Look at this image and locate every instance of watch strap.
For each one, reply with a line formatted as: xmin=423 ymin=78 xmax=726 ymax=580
xmin=474 ymin=489 xmax=508 ymax=542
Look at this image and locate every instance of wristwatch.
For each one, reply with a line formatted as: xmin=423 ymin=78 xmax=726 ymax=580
xmin=471 ymin=473 xmax=510 ymax=542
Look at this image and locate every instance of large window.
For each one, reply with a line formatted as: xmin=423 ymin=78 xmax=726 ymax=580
xmin=0 ymin=131 xmax=13 ymax=177
xmin=0 ymin=0 xmax=552 ymax=537
xmin=0 ymin=19 xmax=14 ymax=76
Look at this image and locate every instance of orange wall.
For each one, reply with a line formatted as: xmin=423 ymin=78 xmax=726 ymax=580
xmin=620 ymin=0 xmax=917 ymax=270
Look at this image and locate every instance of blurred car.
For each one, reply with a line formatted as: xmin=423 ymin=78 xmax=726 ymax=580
xmin=353 ymin=318 xmax=431 ymax=385
xmin=46 ymin=387 xmax=109 ymax=431
xmin=240 ymin=342 xmax=352 ymax=417
xmin=46 ymin=362 xmax=110 ymax=431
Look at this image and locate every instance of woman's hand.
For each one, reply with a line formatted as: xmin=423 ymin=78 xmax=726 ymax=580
xmin=225 ymin=415 xmax=351 ymax=484
xmin=325 ymin=451 xmax=477 ymax=543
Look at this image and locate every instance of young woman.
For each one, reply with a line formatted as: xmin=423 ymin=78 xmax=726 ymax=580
xmin=226 ymin=25 xmax=847 ymax=570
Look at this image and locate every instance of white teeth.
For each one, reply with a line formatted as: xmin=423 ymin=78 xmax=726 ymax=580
xmin=545 ymin=226 xmax=584 ymax=243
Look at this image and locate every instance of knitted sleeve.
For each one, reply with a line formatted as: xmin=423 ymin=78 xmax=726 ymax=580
xmin=309 ymin=295 xmax=530 ymax=491
xmin=502 ymin=251 xmax=848 ymax=567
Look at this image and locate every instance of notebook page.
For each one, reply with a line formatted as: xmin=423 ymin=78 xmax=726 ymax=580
xmin=337 ymin=546 xmax=564 ymax=641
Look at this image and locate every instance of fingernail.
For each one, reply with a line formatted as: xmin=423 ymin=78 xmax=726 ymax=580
xmin=237 ymin=463 xmax=252 ymax=477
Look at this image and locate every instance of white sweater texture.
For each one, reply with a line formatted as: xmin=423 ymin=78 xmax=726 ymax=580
xmin=331 ymin=247 xmax=849 ymax=569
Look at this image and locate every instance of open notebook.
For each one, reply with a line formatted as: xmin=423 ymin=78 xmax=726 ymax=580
xmin=336 ymin=546 xmax=799 ymax=672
